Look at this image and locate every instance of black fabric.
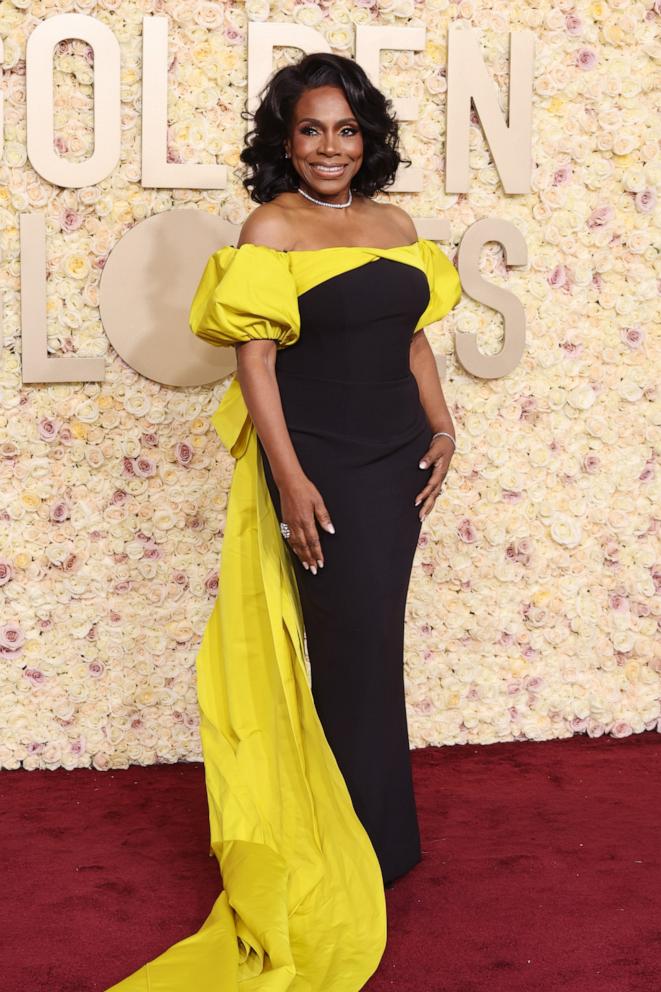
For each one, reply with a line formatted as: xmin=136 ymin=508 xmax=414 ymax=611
xmin=256 ymin=257 xmax=435 ymax=884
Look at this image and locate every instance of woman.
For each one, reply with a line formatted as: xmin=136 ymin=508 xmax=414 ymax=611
xmin=106 ymin=53 xmax=460 ymax=992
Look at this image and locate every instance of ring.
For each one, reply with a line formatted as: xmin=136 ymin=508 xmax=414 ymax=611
xmin=280 ymin=521 xmax=290 ymax=539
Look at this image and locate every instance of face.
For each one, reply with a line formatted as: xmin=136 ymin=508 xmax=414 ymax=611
xmin=284 ymin=85 xmax=364 ymax=203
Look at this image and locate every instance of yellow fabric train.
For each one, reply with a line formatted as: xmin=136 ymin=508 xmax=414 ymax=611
xmin=105 ymin=239 xmax=461 ymax=992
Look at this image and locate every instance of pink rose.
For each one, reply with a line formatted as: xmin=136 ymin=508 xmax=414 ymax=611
xmin=1 ymin=623 xmax=25 ymax=652
xmin=576 ymin=48 xmax=597 ymax=70
xmin=587 ymin=204 xmax=614 ymax=229
xmin=175 ymin=441 xmax=194 ymax=467
xmin=457 ymin=518 xmax=478 ymax=543
xmin=622 ymin=325 xmax=644 ymax=349
xmin=62 ymin=554 xmax=80 ymax=573
xmin=172 ymin=571 xmax=188 ymax=588
xmin=0 ymin=559 xmax=13 ymax=586
xmin=88 ymin=661 xmax=105 ymax=678
xmin=50 ymin=499 xmax=71 ymax=523
xmin=548 ymin=264 xmax=570 ymax=289
xmin=204 ymin=572 xmax=219 ymax=597
xmin=142 ymin=543 xmax=162 ymax=560
xmin=142 ymin=432 xmax=159 ymax=447
xmin=38 ymin=417 xmax=62 ymax=442
xmin=24 ymin=668 xmax=45 ymax=685
xmin=60 ymin=208 xmax=83 ymax=233
xmin=565 ymin=14 xmax=583 ymax=35
xmin=609 ymin=593 xmax=629 ymax=611
xmin=110 ymin=489 xmax=127 ymax=505
xmin=634 ymin=188 xmax=657 ymax=214
xmin=553 ymin=165 xmax=572 ymax=185
xmin=132 ymin=456 xmax=157 ymax=478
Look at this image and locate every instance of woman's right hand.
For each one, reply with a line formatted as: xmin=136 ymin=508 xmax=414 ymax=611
xmin=278 ymin=474 xmax=335 ymax=574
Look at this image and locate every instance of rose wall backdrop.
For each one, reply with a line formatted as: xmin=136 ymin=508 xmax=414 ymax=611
xmin=0 ymin=0 xmax=659 ymax=772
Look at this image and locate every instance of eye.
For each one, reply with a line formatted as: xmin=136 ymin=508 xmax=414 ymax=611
xmin=299 ymin=125 xmax=360 ymax=136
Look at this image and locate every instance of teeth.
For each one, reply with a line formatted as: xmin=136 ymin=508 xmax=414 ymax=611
xmin=313 ymin=165 xmax=344 ymax=172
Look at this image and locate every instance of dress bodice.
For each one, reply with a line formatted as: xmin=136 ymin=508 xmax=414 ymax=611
xmin=278 ymin=252 xmax=430 ymax=383
xmin=188 ymin=238 xmax=462 ymax=351
xmin=187 ymin=238 xmax=462 ymax=458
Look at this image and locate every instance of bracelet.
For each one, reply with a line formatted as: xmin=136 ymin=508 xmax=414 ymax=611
xmin=431 ymin=430 xmax=456 ymax=448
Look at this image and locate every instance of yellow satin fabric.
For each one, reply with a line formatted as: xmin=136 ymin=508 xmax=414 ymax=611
xmin=104 ymin=240 xmax=460 ymax=992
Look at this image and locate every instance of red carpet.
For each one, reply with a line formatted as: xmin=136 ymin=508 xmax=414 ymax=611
xmin=3 ymin=732 xmax=660 ymax=992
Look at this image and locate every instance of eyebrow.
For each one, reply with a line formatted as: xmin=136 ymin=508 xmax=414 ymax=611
xmin=296 ymin=116 xmax=359 ymax=126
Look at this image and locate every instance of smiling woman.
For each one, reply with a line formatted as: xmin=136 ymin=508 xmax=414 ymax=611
xmin=105 ymin=51 xmax=461 ymax=992
xmin=240 ymin=51 xmax=411 ymax=208
xmin=283 ymin=103 xmax=362 ymax=203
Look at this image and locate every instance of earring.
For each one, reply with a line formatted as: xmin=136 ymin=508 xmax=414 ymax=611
xmin=284 ymin=150 xmax=290 ymax=158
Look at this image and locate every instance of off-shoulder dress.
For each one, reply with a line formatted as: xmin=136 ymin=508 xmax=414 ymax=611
xmin=105 ymin=238 xmax=461 ymax=992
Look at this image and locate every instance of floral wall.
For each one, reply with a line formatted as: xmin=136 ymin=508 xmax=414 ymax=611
xmin=0 ymin=0 xmax=659 ymax=771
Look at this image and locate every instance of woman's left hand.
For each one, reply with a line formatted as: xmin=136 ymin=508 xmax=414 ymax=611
xmin=414 ymin=434 xmax=455 ymax=521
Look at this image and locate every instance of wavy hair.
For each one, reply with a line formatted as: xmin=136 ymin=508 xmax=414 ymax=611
xmin=239 ymin=52 xmax=411 ymax=203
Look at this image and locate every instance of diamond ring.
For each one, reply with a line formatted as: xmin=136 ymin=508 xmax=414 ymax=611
xmin=280 ymin=521 xmax=290 ymax=539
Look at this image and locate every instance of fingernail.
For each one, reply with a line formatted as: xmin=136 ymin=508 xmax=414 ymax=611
xmin=326 ymin=523 xmax=335 ymax=534
xmin=419 ymin=461 xmax=427 ymax=469
xmin=415 ymin=498 xmax=421 ymax=506
xmin=303 ymin=562 xmax=309 ymax=570
xmin=310 ymin=565 xmax=317 ymax=575
xmin=317 ymin=560 xmax=323 ymax=568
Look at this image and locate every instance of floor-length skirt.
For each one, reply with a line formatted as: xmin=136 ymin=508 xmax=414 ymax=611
xmin=103 ymin=248 xmax=447 ymax=991
xmin=257 ymin=368 xmax=431 ymax=883
xmin=104 ymin=375 xmax=388 ymax=991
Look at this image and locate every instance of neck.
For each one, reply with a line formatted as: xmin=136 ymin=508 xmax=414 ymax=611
xmin=298 ymin=180 xmax=351 ymax=205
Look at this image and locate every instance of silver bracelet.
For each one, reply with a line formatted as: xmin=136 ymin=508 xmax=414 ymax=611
xmin=431 ymin=430 xmax=456 ymax=448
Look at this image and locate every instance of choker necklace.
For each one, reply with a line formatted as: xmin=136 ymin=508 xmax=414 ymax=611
xmin=297 ymin=186 xmax=352 ymax=209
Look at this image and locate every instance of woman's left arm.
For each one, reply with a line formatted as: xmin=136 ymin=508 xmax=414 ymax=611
xmin=383 ymin=203 xmax=457 ymax=521
xmin=410 ymin=330 xmax=456 ymax=521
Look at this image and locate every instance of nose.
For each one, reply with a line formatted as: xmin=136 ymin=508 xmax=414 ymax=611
xmin=318 ymin=131 xmax=339 ymax=156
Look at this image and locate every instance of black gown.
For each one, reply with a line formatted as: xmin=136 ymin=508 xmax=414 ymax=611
xmin=256 ymin=255 xmax=435 ymax=884
xmin=104 ymin=238 xmax=461 ymax=990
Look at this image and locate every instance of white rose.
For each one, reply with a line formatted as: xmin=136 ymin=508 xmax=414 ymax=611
xmin=549 ymin=515 xmax=582 ymax=547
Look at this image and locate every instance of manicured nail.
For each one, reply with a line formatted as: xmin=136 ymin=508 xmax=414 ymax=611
xmin=310 ymin=565 xmax=317 ymax=575
xmin=303 ymin=562 xmax=309 ymax=570
xmin=419 ymin=461 xmax=427 ymax=469
xmin=415 ymin=498 xmax=421 ymax=506
xmin=317 ymin=560 xmax=324 ymax=568
xmin=325 ymin=523 xmax=335 ymax=534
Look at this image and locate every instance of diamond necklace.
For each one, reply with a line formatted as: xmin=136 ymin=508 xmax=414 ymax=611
xmin=297 ymin=186 xmax=352 ymax=209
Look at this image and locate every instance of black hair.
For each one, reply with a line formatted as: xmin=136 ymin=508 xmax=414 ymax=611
xmin=239 ymin=52 xmax=411 ymax=202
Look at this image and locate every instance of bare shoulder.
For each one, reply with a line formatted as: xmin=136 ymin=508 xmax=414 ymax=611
xmin=237 ymin=200 xmax=296 ymax=250
xmin=380 ymin=202 xmax=419 ymax=242
xmin=359 ymin=197 xmax=419 ymax=244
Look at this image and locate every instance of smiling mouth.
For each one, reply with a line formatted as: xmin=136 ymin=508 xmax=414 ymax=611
xmin=308 ymin=163 xmax=347 ymax=177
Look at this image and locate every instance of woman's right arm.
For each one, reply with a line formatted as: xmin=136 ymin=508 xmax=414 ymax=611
xmin=234 ymin=209 xmax=335 ymax=573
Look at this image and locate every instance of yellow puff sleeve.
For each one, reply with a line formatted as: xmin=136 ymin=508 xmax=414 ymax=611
xmin=188 ymin=243 xmax=300 ymax=349
xmin=414 ymin=239 xmax=462 ymax=333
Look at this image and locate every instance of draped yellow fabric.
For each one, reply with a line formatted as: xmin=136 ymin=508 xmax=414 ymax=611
xmin=412 ymin=239 xmax=462 ymax=333
xmin=104 ymin=239 xmax=460 ymax=992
